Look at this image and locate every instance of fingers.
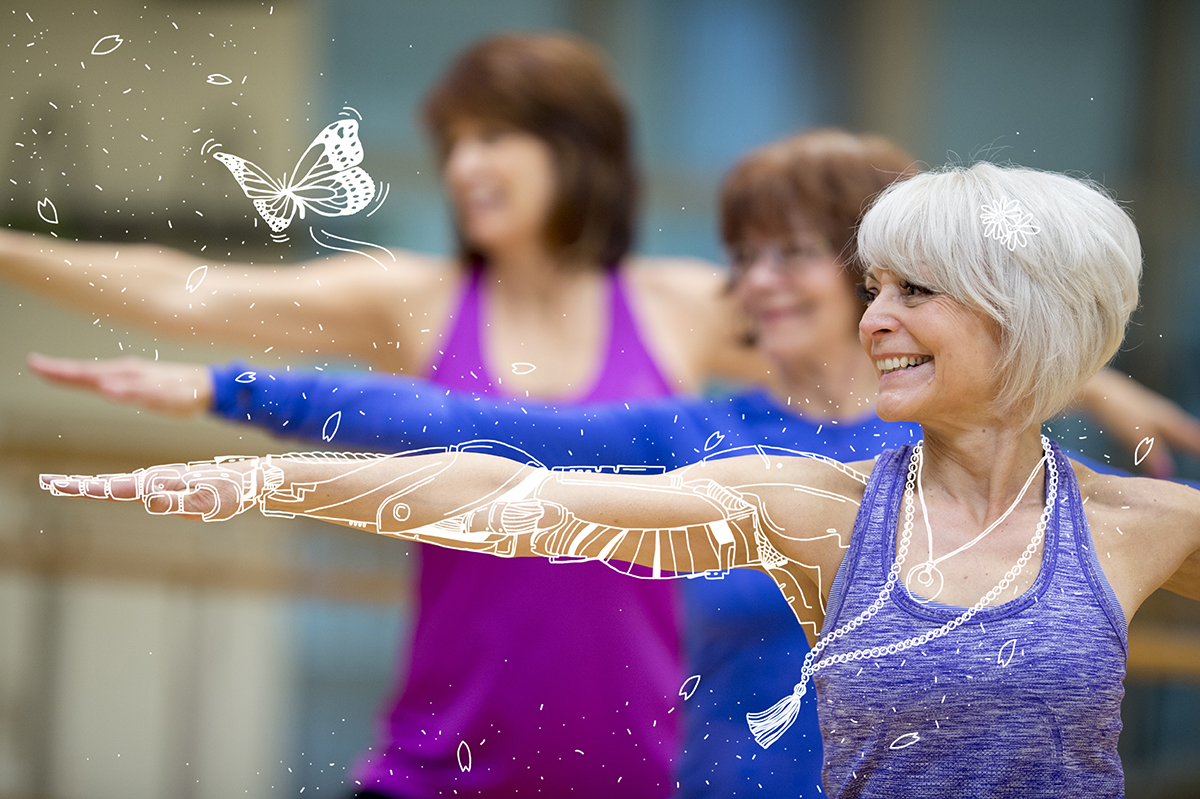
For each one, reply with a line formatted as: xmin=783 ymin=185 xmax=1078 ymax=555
xmin=41 ymin=460 xmax=262 ymax=523
xmin=144 ymin=484 xmax=221 ymax=518
xmin=28 ymin=352 xmax=108 ymax=388
xmin=29 ymin=353 xmax=209 ymax=417
xmin=39 ymin=471 xmax=144 ymax=500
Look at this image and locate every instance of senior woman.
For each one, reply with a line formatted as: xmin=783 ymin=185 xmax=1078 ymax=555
xmin=41 ymin=163 xmax=1200 ymax=797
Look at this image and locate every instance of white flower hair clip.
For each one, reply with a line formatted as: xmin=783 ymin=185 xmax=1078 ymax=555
xmin=980 ymin=196 xmax=1040 ymax=250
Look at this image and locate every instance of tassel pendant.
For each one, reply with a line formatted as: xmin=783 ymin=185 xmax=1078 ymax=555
xmin=746 ymin=681 xmax=808 ymax=748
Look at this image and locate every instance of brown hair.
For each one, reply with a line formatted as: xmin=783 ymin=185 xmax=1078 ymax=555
xmin=720 ymin=128 xmax=920 ymax=270
xmin=422 ymin=33 xmax=637 ymax=269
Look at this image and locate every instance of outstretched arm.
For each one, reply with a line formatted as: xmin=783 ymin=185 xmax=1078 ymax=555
xmin=1 ymin=229 xmax=450 ymax=369
xmin=39 ymin=449 xmax=859 ymax=583
xmin=1075 ymin=368 xmax=1200 ymax=478
xmin=30 ymin=353 xmax=721 ymax=465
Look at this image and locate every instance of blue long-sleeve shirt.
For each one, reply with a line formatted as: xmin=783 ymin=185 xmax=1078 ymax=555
xmin=210 ymin=362 xmax=922 ymax=798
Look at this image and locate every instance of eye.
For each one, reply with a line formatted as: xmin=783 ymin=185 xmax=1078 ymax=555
xmin=899 ymin=280 xmax=935 ymax=298
xmin=854 ymin=283 xmax=877 ymax=304
xmin=479 ymin=127 xmax=506 ymax=144
xmin=779 ymin=242 xmax=827 ymax=261
xmin=728 ymin=247 xmax=755 ymax=276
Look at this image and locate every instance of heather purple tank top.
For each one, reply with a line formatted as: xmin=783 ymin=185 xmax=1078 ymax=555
xmin=816 ymin=442 xmax=1127 ymax=798
xmin=351 ymin=266 xmax=682 ymax=797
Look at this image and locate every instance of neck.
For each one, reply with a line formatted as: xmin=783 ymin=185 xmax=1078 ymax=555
xmin=767 ymin=337 xmax=880 ymax=422
xmin=481 ymin=241 xmax=600 ymax=304
xmin=918 ymin=421 xmax=1048 ymax=525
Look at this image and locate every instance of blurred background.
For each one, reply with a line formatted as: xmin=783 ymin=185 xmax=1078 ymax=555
xmin=1 ymin=0 xmax=1198 ymax=796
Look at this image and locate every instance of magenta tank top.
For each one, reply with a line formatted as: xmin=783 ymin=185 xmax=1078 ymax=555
xmin=351 ymin=267 xmax=682 ymax=798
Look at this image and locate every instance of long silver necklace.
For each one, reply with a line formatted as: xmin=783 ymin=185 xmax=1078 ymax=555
xmin=906 ymin=439 xmax=1052 ymax=600
xmin=747 ymin=436 xmax=1059 ymax=748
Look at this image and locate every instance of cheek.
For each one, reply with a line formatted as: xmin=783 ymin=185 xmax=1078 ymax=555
xmin=509 ymin=142 xmax=557 ymax=204
xmin=809 ymin=272 xmax=863 ymax=330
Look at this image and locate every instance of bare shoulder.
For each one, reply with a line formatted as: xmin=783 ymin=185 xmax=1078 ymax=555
xmin=1073 ymin=459 xmax=1200 ymax=522
xmin=621 ymin=256 xmax=763 ymax=387
xmin=622 ymin=256 xmax=727 ymax=307
xmin=1072 ymin=458 xmax=1200 ymax=614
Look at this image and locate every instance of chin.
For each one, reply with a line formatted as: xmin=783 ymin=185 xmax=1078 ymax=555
xmin=873 ymin=395 xmax=921 ymax=424
xmin=874 ymin=406 xmax=908 ymax=423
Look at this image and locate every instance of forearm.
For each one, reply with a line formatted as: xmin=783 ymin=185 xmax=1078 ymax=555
xmin=0 ymin=229 xmax=203 ymax=328
xmin=210 ymin=363 xmax=691 ymax=466
xmin=211 ymin=364 xmax=506 ymax=452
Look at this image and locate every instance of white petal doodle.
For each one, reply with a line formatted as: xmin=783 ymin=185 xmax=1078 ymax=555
xmin=679 ymin=674 xmax=701 ymax=700
xmin=235 ymin=372 xmax=257 ymax=384
xmin=997 ymin=638 xmax=1018 ymax=668
xmin=322 ymin=411 xmax=342 ymax=442
xmin=1134 ymin=436 xmax=1154 ymax=467
xmin=457 ymin=740 xmax=472 ymax=773
xmin=185 ymin=265 xmax=208 ymax=293
xmin=37 ymin=197 xmax=58 ymax=225
xmin=206 ymin=74 xmax=233 ymax=86
xmin=91 ymin=35 xmax=124 ymax=56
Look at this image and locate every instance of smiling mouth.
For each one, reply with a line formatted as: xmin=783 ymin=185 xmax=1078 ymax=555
xmin=875 ymin=355 xmax=932 ymax=375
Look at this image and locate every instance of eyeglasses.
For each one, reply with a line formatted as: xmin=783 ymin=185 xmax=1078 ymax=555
xmin=728 ymin=240 xmax=835 ymax=282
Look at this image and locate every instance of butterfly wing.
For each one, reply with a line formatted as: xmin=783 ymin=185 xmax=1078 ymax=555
xmin=290 ymin=119 xmax=365 ymax=186
xmin=286 ymin=119 xmax=376 ymax=220
xmin=252 ymin=194 xmax=300 ymax=233
xmin=212 ymin=152 xmax=296 ymax=232
xmin=290 ymin=166 xmax=376 ymax=220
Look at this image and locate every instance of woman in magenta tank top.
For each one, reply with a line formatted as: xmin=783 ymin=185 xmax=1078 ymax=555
xmin=342 ymin=36 xmax=762 ymax=798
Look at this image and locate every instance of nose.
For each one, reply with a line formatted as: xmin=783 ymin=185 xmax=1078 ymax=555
xmin=444 ymin=137 xmax=484 ymax=184
xmin=858 ymin=292 xmax=898 ymax=342
xmin=733 ymin=246 xmax=787 ymax=289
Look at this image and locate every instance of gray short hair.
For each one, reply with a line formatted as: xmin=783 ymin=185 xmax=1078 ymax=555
xmin=857 ymin=162 xmax=1142 ymax=425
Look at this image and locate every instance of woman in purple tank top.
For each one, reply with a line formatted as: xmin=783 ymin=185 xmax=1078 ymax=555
xmin=52 ymin=162 xmax=1200 ymax=798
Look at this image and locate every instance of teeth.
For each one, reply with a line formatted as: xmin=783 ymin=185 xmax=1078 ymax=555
xmin=875 ymin=355 xmax=931 ymax=374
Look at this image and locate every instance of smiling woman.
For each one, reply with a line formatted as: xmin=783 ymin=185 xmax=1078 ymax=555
xmin=40 ymin=162 xmax=1200 ymax=799
xmin=858 ymin=165 xmax=1140 ymax=427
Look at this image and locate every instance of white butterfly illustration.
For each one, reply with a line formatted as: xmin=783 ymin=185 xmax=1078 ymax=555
xmin=212 ymin=119 xmax=376 ymax=233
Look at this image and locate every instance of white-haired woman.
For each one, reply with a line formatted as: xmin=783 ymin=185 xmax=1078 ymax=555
xmin=43 ymin=163 xmax=1200 ymax=797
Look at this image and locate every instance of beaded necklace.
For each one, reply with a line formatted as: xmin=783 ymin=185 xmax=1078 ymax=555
xmin=747 ymin=436 xmax=1059 ymax=748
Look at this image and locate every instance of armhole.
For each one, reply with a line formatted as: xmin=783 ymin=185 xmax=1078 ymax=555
xmin=425 ymin=265 xmax=482 ymax=380
xmin=1069 ymin=456 xmax=1130 ymax=653
xmin=821 ymin=449 xmax=904 ymax=637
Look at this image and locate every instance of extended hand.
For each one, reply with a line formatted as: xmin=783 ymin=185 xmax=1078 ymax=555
xmin=1078 ymin=369 xmax=1200 ymax=478
xmin=40 ymin=457 xmax=284 ymax=521
xmin=28 ymin=352 xmax=212 ymax=417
